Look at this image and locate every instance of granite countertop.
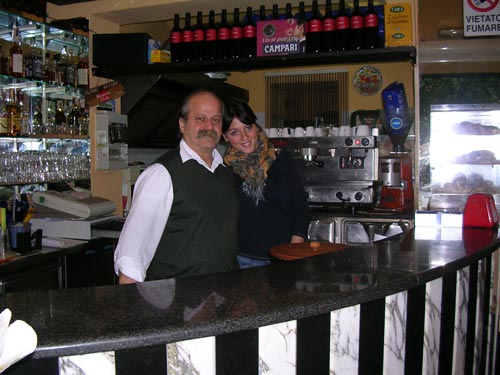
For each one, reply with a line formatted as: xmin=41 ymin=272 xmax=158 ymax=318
xmin=0 ymin=243 xmax=86 ymax=274
xmin=0 ymin=226 xmax=498 ymax=359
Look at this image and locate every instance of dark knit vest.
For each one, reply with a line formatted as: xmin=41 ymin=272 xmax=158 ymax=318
xmin=146 ymin=149 xmax=239 ymax=280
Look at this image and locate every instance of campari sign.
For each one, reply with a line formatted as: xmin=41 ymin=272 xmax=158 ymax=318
xmin=463 ymin=0 xmax=500 ymax=36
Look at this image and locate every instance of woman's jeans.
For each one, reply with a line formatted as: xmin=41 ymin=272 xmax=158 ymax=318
xmin=237 ymin=255 xmax=271 ymax=269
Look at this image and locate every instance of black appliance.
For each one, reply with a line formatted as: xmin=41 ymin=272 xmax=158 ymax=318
xmin=93 ymin=33 xmax=249 ymax=148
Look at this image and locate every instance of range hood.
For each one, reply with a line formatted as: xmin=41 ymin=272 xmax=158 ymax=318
xmin=116 ymin=72 xmax=248 ymax=148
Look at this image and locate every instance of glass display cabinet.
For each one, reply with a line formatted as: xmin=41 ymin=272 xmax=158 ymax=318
xmin=0 ymin=9 xmax=89 ymax=188
xmin=427 ymin=103 xmax=500 ymax=211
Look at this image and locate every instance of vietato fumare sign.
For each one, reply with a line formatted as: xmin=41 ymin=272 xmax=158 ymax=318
xmin=463 ymin=0 xmax=500 ymax=36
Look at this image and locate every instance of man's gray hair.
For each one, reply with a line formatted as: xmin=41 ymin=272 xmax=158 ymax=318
xmin=179 ymin=90 xmax=224 ymax=120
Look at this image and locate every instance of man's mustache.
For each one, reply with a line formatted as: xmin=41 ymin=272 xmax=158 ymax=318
xmin=197 ymin=129 xmax=219 ymax=140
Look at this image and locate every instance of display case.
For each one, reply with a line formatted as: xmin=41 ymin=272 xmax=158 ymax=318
xmin=0 ymin=9 xmax=89 ymax=187
xmin=428 ymin=104 xmax=500 ymax=211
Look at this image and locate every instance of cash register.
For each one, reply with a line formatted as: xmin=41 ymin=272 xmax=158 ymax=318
xmin=30 ymin=190 xmax=121 ymax=240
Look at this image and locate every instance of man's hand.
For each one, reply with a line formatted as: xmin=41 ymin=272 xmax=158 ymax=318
xmin=119 ymin=272 xmax=138 ymax=284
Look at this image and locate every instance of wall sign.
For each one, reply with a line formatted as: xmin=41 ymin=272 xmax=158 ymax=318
xmin=463 ymin=0 xmax=500 ymax=37
xmin=85 ymin=81 xmax=125 ymax=107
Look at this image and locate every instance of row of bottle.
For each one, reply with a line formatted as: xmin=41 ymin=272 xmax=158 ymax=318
xmin=0 ymin=88 xmax=88 ymax=137
xmin=0 ymin=27 xmax=89 ymax=88
xmin=169 ymin=0 xmax=381 ymax=63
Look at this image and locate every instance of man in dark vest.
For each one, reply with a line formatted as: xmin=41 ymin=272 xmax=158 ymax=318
xmin=114 ymin=90 xmax=239 ymax=283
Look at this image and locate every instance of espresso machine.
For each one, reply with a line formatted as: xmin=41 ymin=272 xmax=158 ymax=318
xmin=272 ymin=135 xmax=379 ymax=212
xmin=378 ymin=82 xmax=414 ymax=211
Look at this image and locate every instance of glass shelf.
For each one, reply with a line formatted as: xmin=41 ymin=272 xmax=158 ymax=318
xmin=0 ymin=9 xmax=88 ymax=56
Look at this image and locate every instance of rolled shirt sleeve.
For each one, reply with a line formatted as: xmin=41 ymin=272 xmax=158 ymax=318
xmin=114 ymin=164 xmax=173 ymax=282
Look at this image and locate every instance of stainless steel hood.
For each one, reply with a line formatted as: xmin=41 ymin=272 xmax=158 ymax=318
xmin=117 ymin=72 xmax=248 ymax=148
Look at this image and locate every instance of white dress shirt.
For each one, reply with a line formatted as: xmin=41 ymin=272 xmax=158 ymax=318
xmin=114 ymin=139 xmax=225 ymax=282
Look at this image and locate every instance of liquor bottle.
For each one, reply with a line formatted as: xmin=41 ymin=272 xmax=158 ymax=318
xmin=193 ymin=11 xmax=205 ymax=61
xmin=0 ymin=92 xmax=8 ymax=135
xmin=285 ymin=3 xmax=293 ymax=19
xmin=335 ymin=0 xmax=350 ymax=51
xmin=181 ymin=12 xmax=194 ymax=62
xmin=217 ymin=9 xmax=230 ymax=60
xmin=298 ymin=1 xmax=308 ymax=53
xmin=364 ymin=0 xmax=380 ymax=49
xmin=68 ymin=98 xmax=81 ymax=135
xmin=31 ymin=105 xmax=44 ymax=135
xmin=6 ymin=89 xmax=21 ymax=136
xmin=77 ymin=54 xmax=89 ymax=88
xmin=242 ymin=7 xmax=256 ymax=58
xmin=322 ymin=0 xmax=336 ymax=52
xmin=298 ymin=2 xmax=308 ymax=32
xmin=307 ymin=0 xmax=323 ymax=53
xmin=54 ymin=103 xmax=67 ymax=134
xmin=44 ymin=52 xmax=56 ymax=83
xmin=9 ymin=27 xmax=23 ymax=78
xmin=350 ymin=0 xmax=364 ymax=50
xmin=205 ymin=10 xmax=218 ymax=60
xmin=170 ymin=13 xmax=182 ymax=63
xmin=259 ymin=5 xmax=267 ymax=21
xmin=272 ymin=4 xmax=280 ymax=20
xmin=56 ymin=47 xmax=67 ymax=84
xmin=32 ymin=46 xmax=43 ymax=80
xmin=24 ymin=42 xmax=34 ymax=79
xmin=230 ymin=8 xmax=243 ymax=59
xmin=65 ymin=48 xmax=76 ymax=85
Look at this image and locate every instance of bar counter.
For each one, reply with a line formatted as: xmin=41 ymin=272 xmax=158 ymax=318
xmin=1 ymin=226 xmax=499 ymax=374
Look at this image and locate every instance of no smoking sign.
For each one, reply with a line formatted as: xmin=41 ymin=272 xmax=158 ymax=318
xmin=464 ymin=0 xmax=500 ymax=36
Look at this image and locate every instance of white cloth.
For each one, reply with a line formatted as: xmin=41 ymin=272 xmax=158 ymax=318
xmin=114 ymin=140 xmax=225 ymax=282
xmin=0 ymin=308 xmax=37 ymax=373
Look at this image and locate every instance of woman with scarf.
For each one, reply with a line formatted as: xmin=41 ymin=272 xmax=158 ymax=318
xmin=222 ymin=101 xmax=311 ymax=268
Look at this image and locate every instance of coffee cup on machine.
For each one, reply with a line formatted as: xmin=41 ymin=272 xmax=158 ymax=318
xmin=353 ymin=125 xmax=371 ymax=136
xmin=330 ymin=127 xmax=339 ymax=136
xmin=281 ymin=127 xmax=292 ymax=138
xmin=268 ymin=128 xmax=279 ymax=138
xmin=293 ymin=127 xmax=305 ymax=137
xmin=305 ymin=126 xmax=315 ymax=137
xmin=339 ymin=125 xmax=351 ymax=136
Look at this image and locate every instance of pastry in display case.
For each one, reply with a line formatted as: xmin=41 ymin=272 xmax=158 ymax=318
xmin=429 ymin=104 xmax=500 ymax=211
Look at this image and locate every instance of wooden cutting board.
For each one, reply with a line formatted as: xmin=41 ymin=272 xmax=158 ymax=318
xmin=270 ymin=242 xmax=350 ymax=261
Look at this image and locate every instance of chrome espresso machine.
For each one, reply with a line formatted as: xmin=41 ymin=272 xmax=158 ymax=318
xmin=271 ymin=135 xmax=413 ymax=245
xmin=273 ymin=135 xmax=379 ymax=209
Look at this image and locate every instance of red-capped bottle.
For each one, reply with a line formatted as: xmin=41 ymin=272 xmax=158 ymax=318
xmin=231 ymin=8 xmax=243 ymax=59
xmin=181 ymin=12 xmax=194 ymax=62
xmin=205 ymin=10 xmax=218 ymax=61
xmin=307 ymin=0 xmax=323 ymax=53
xmin=272 ymin=4 xmax=280 ymax=20
xmin=335 ymin=0 xmax=350 ymax=51
xmin=285 ymin=3 xmax=293 ymax=19
xmin=364 ymin=0 xmax=380 ymax=49
xmin=217 ymin=9 xmax=231 ymax=60
xmin=218 ymin=9 xmax=230 ymax=59
xmin=298 ymin=1 xmax=308 ymax=53
xmin=243 ymin=7 xmax=256 ymax=58
xmin=322 ymin=0 xmax=336 ymax=52
xmin=193 ymin=11 xmax=205 ymax=61
xmin=259 ymin=5 xmax=267 ymax=21
xmin=350 ymin=0 xmax=364 ymax=50
xmin=170 ymin=13 xmax=182 ymax=62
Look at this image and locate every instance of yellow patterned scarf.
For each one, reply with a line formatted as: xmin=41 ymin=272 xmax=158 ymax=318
xmin=224 ymin=131 xmax=276 ymax=205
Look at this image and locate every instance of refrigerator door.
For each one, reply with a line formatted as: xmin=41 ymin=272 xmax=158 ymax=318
xmin=429 ymin=104 xmax=500 ymax=212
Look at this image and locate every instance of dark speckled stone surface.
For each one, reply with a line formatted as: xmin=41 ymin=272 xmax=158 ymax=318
xmin=0 ymin=227 xmax=498 ymax=359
